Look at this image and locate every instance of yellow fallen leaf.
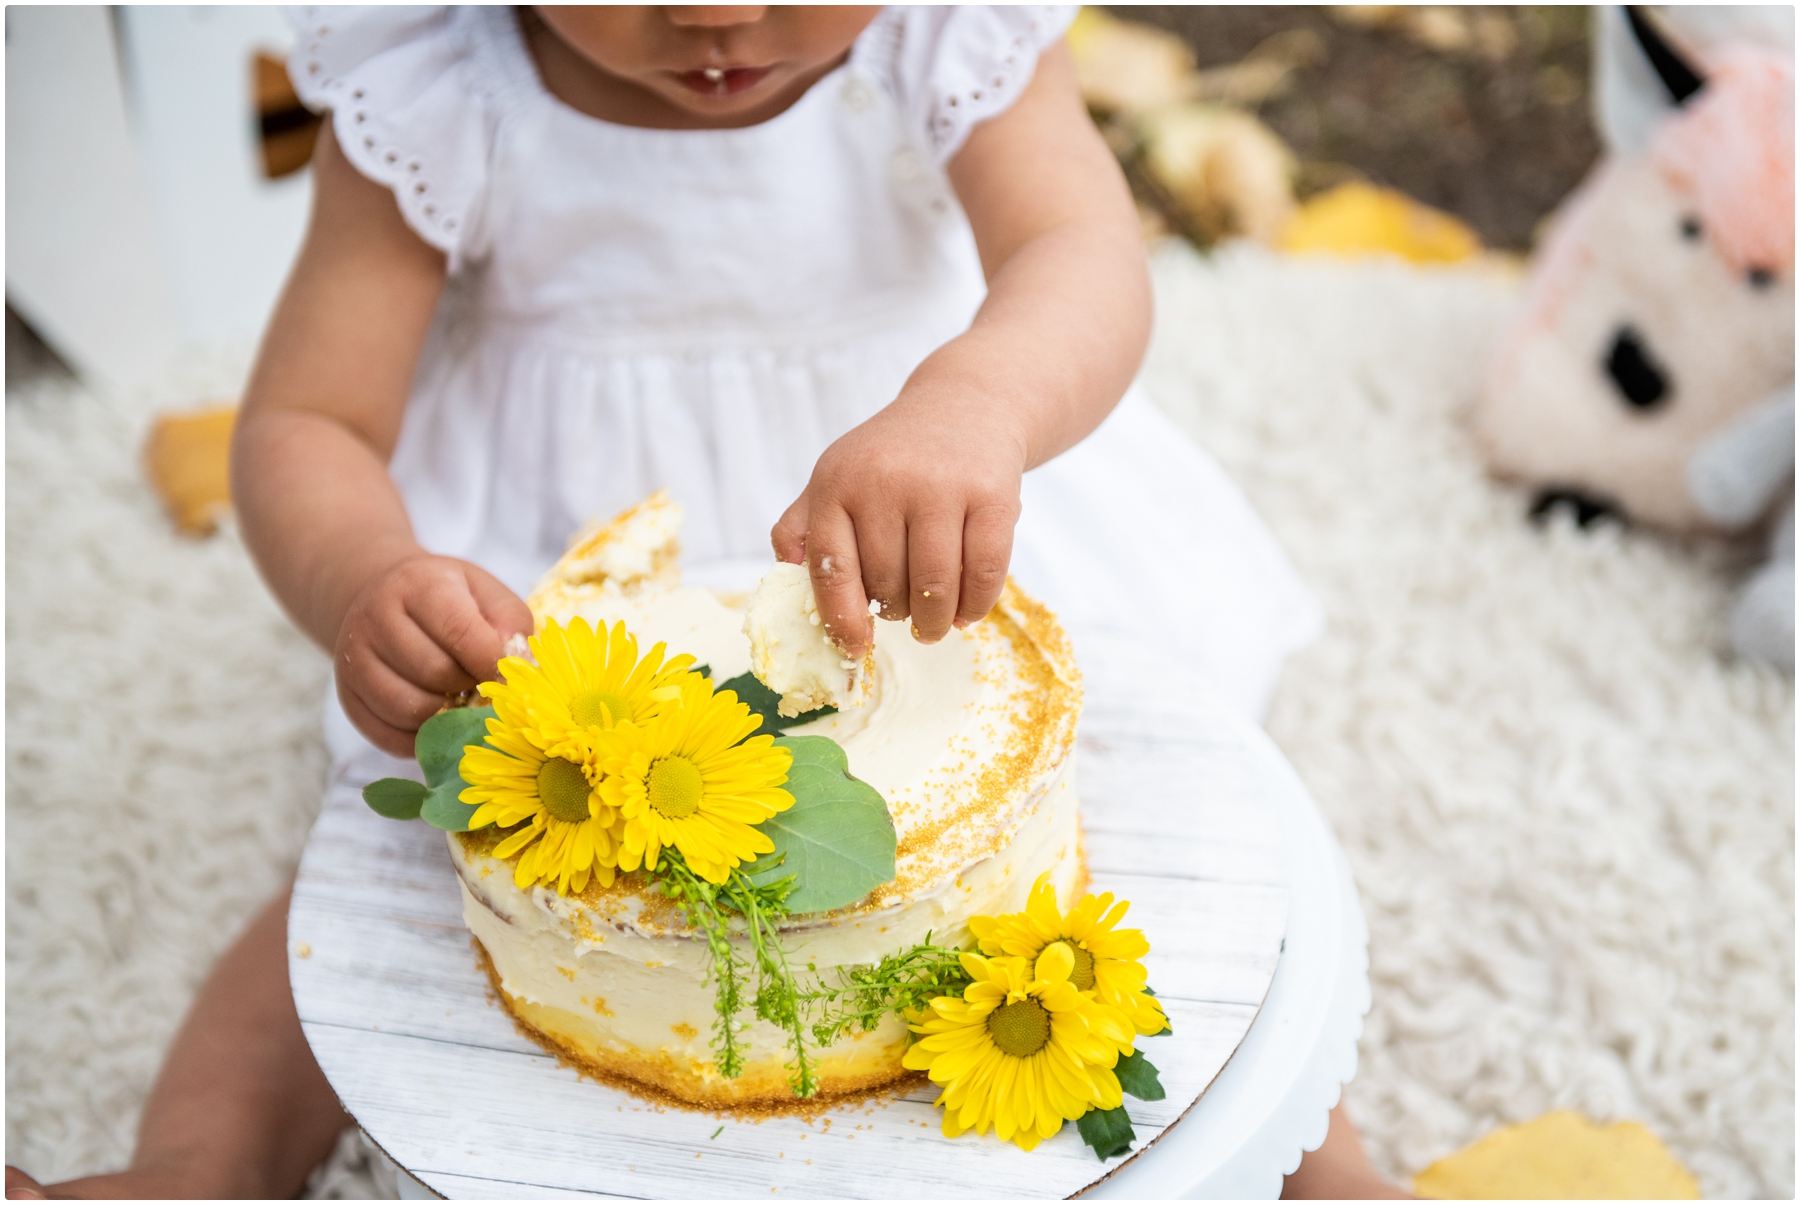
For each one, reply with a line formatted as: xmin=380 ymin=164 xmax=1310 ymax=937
xmin=143 ymin=403 xmax=237 ymax=536
xmin=1279 ymin=181 xmax=1482 ymax=264
xmin=1413 ymin=1111 xmax=1700 ymax=1200
xmin=1067 ymin=7 xmax=1198 ymax=115
xmin=1136 ymin=103 xmax=1297 ymax=246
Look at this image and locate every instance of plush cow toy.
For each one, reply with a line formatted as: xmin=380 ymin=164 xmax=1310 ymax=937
xmin=1474 ymin=7 xmax=1794 ymax=668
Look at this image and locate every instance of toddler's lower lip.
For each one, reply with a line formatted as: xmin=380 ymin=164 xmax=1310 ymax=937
xmin=676 ymin=66 xmax=772 ymax=97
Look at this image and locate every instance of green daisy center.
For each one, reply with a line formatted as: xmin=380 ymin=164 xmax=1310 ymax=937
xmin=648 ymin=756 xmax=703 ymax=820
xmin=1052 ymin=940 xmax=1096 ymax=992
xmin=536 ymin=756 xmax=593 ymax=824
xmin=570 ymin=687 xmax=632 ymax=728
xmin=987 ymin=998 xmax=1051 ymax=1058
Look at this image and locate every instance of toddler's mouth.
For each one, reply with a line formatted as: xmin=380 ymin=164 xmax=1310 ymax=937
xmin=676 ymin=65 xmax=772 ymax=97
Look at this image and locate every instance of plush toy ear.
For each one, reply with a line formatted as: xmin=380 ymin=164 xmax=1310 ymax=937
xmin=1625 ymin=6 xmax=1705 ymax=104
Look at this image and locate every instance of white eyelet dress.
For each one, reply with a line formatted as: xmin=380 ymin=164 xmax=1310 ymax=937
xmin=288 ymin=5 xmax=1322 ymax=774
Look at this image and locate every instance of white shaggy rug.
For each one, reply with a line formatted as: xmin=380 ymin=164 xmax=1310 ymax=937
xmin=1141 ymin=243 xmax=1794 ymax=1199
xmin=6 ymin=243 xmax=1792 ymax=1198
xmin=4 ymin=354 xmax=335 ymax=1187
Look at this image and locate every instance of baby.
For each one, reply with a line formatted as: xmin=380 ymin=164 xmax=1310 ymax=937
xmin=7 ymin=6 xmax=1385 ymax=1197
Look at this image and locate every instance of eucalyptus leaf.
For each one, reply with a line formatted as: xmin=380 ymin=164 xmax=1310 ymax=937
xmin=410 ymin=705 xmax=495 ymax=832
xmin=746 ymin=736 xmax=894 ymax=913
xmin=1115 ymin=1050 xmax=1166 ymax=1102
xmin=421 ymin=781 xmax=481 ymax=831
xmin=718 ymin=672 xmax=835 ymax=734
xmin=416 ymin=706 xmax=494 ymax=785
xmin=1076 ymin=1105 xmax=1136 ymax=1161
xmin=362 ymin=777 xmax=427 ymax=820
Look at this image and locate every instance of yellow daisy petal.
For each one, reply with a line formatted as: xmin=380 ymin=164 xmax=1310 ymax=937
xmin=903 ymin=953 xmax=1132 ymax=1151
xmin=598 ymin=675 xmax=792 ymax=880
xmin=967 ymin=873 xmax=1166 ymax=1042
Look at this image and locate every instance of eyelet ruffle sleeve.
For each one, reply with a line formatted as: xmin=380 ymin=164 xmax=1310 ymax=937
xmin=879 ymin=5 xmax=1078 ymax=166
xmin=287 ymin=6 xmax=496 ymax=271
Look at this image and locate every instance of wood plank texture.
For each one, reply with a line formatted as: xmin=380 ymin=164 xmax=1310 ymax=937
xmin=291 ymin=676 xmax=1293 ymax=1199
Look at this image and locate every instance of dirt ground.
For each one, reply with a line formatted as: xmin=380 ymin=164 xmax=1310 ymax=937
xmin=1119 ymin=5 xmax=1602 ymax=251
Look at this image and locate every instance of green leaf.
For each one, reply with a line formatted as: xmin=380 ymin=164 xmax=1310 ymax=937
xmin=1115 ymin=1050 xmax=1166 ymax=1101
xmin=412 ymin=705 xmax=494 ymax=832
xmin=691 ymin=664 xmax=711 ymax=682
xmin=416 ymin=706 xmax=494 ymax=786
xmin=717 ymin=672 xmax=836 ymax=733
xmin=363 ymin=777 xmax=427 ymax=820
xmin=1077 ymin=1105 xmax=1137 ymax=1161
xmin=420 ymin=781 xmax=480 ymax=831
xmin=1142 ymin=985 xmax=1173 ymax=1035
xmin=746 ymin=736 xmax=894 ymax=913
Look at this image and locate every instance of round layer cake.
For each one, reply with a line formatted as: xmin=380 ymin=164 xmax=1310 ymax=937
xmin=449 ymin=495 xmax=1084 ymax=1107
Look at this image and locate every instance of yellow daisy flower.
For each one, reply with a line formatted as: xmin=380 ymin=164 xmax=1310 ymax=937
xmin=596 ymin=674 xmax=794 ymax=884
xmin=459 ymin=724 xmax=618 ymax=895
xmin=493 ymin=617 xmax=697 ymax=750
xmin=457 ymin=617 xmax=691 ymax=896
xmin=969 ymin=873 xmax=1168 ymax=1039
xmin=902 ymin=945 xmax=1134 ymax=1150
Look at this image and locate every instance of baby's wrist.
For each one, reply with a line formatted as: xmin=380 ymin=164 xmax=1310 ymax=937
xmin=894 ymin=355 xmax=1034 ymax=468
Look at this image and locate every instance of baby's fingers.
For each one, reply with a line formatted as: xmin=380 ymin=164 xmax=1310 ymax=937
xmin=371 ymin=606 xmax=476 ymax=694
xmin=338 ymin=661 xmax=443 ymax=758
xmin=772 ymin=494 xmax=809 ymax=565
xmin=462 ymin=563 xmax=533 ymax=670
xmin=410 ymin=569 xmax=513 ymax=683
xmin=805 ymin=502 xmax=874 ymax=659
xmin=908 ymin=510 xmax=964 ymax=644
xmin=956 ymin=500 xmax=1016 ymax=630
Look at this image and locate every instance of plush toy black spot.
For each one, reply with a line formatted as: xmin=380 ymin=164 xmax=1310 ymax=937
xmin=1529 ymin=488 xmax=1620 ymax=529
xmin=1748 ymin=267 xmax=1776 ymax=289
xmin=1604 ymin=326 xmax=1670 ymax=410
xmin=1626 ymin=5 xmax=1705 ymax=103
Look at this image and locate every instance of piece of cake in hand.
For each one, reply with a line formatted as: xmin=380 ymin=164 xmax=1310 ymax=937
xmin=744 ymin=562 xmax=874 ymax=717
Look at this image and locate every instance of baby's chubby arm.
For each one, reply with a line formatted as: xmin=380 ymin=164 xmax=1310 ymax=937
xmin=233 ymin=127 xmax=531 ymax=757
xmin=772 ymin=44 xmax=1150 ymax=654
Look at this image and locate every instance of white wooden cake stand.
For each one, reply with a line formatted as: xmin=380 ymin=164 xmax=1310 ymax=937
xmin=291 ymin=626 xmax=1326 ymax=1199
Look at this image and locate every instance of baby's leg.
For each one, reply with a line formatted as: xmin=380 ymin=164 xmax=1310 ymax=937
xmin=1282 ymin=1104 xmax=1412 ymax=1199
xmin=9 ymin=883 xmax=353 ymax=1200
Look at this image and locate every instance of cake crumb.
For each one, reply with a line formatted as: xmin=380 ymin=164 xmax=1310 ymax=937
xmin=293 ymin=942 xmax=311 ymax=959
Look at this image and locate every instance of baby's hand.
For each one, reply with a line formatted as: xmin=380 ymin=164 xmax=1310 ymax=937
xmin=772 ymin=394 xmax=1026 ymax=656
xmin=334 ymin=554 xmax=533 ymax=757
